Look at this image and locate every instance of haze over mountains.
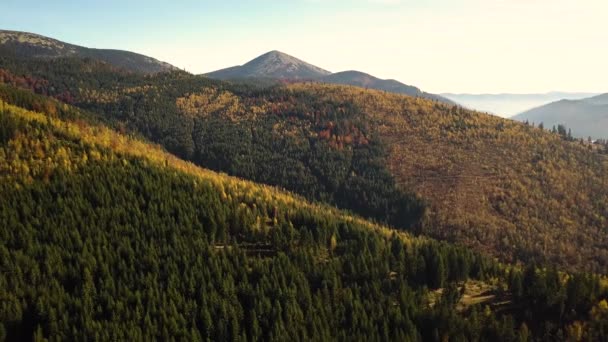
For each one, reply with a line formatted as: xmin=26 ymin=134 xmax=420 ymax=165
xmin=441 ymin=92 xmax=600 ymax=117
xmin=514 ymin=93 xmax=608 ymax=139
xmin=205 ymin=50 xmax=454 ymax=104
xmin=0 ymin=30 xmax=178 ymax=74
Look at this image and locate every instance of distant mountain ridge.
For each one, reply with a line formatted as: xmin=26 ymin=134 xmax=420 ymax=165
xmin=322 ymin=70 xmax=452 ymax=103
xmin=441 ymin=92 xmax=599 ymax=117
xmin=206 ymin=50 xmax=453 ymax=104
xmin=584 ymin=93 xmax=608 ymax=106
xmin=514 ymin=93 xmax=608 ymax=139
xmin=0 ymin=30 xmax=178 ymax=74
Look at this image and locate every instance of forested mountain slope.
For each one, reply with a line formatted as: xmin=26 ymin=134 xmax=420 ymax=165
xmin=0 ymin=56 xmax=427 ymax=232
xmin=321 ymin=71 xmax=452 ymax=104
xmin=1 ymin=54 xmax=607 ymax=274
xmin=0 ymin=95 xmax=445 ymax=340
xmin=3 ymin=89 xmax=608 ymax=341
xmin=0 ymin=30 xmax=178 ymax=74
xmin=287 ymin=84 xmax=608 ymax=272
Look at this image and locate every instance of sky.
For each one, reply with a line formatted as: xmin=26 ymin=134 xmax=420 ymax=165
xmin=1 ymin=0 xmax=607 ymax=94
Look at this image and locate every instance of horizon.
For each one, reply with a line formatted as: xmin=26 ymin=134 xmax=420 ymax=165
xmin=2 ymin=0 xmax=607 ymax=94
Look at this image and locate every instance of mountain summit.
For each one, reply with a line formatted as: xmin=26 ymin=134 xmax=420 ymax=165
xmin=0 ymin=30 xmax=178 ymax=74
xmin=206 ymin=50 xmax=453 ymax=103
xmin=206 ymin=50 xmax=331 ymax=80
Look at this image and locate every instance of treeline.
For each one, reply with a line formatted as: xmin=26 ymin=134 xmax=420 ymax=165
xmin=527 ymin=120 xmax=608 ymax=154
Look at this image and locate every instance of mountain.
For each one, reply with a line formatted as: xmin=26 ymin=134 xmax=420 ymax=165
xmin=2 ymin=51 xmax=607 ymax=275
xmin=321 ymin=70 xmax=453 ymax=103
xmin=205 ymin=51 xmax=452 ymax=104
xmin=0 ymin=30 xmax=178 ymax=74
xmin=0 ymin=91 xmax=443 ymax=340
xmin=585 ymin=93 xmax=608 ymax=105
xmin=205 ymin=50 xmax=331 ymax=80
xmin=514 ymin=93 xmax=608 ymax=139
xmin=3 ymin=30 xmax=608 ymax=339
xmin=441 ymin=92 xmax=599 ymax=117
xmin=2 ymin=85 xmax=608 ymax=341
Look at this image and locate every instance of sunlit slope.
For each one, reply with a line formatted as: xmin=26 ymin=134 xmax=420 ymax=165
xmin=0 ymin=55 xmax=607 ymax=273
xmin=286 ymin=84 xmax=608 ymax=272
xmin=0 ymin=99 xmax=394 ymax=237
xmin=3 ymin=85 xmax=608 ymax=341
xmin=0 ymin=99 xmax=508 ymax=340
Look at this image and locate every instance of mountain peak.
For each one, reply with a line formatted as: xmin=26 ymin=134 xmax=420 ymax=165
xmin=263 ymin=50 xmax=287 ymax=56
xmin=206 ymin=50 xmax=331 ymax=80
xmin=0 ymin=30 xmax=77 ymax=56
xmin=205 ymin=50 xmax=453 ymax=104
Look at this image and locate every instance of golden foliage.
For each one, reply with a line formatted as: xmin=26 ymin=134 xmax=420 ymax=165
xmin=0 ymin=100 xmax=418 ymax=248
xmin=176 ymin=87 xmax=249 ymax=121
xmin=285 ymin=83 xmax=608 ymax=272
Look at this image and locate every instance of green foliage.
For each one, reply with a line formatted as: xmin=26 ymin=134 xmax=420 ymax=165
xmin=507 ymin=265 xmax=608 ymax=339
xmin=2 ymin=56 xmax=606 ymax=273
xmin=0 ymin=58 xmax=426 ymax=233
xmin=0 ymin=109 xmax=19 ymax=145
xmin=1 ymin=88 xmax=607 ymax=340
xmin=0 ymin=104 xmax=509 ymax=341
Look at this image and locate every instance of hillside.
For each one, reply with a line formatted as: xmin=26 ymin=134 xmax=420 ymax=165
xmin=1 ymin=53 xmax=608 ymax=275
xmin=285 ymin=84 xmax=608 ymax=271
xmin=514 ymin=93 xmax=608 ymax=140
xmin=0 ymin=93 xmax=450 ymax=340
xmin=205 ymin=50 xmax=331 ymax=80
xmin=3 ymin=88 xmax=608 ymax=341
xmin=0 ymin=30 xmax=178 ymax=74
xmin=205 ymin=50 xmax=452 ymax=104
xmin=321 ymin=71 xmax=452 ymax=104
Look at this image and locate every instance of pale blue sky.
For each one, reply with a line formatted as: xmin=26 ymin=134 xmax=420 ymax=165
xmin=2 ymin=0 xmax=607 ymax=93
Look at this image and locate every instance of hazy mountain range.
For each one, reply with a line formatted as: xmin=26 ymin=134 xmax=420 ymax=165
xmin=205 ymin=50 xmax=454 ymax=104
xmin=514 ymin=93 xmax=608 ymax=139
xmin=441 ymin=92 xmax=600 ymax=117
xmin=0 ymin=30 xmax=178 ymax=74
